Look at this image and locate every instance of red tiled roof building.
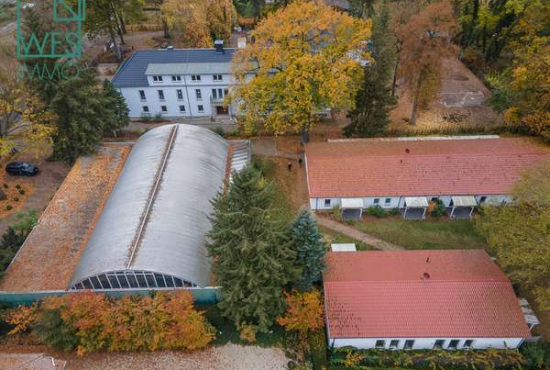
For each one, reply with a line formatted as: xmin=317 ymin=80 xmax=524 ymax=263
xmin=305 ymin=137 xmax=550 ymax=220
xmin=323 ymin=250 xmax=531 ymax=350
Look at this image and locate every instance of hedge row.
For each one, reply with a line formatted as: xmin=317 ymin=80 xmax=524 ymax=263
xmin=330 ymin=347 xmax=526 ymax=370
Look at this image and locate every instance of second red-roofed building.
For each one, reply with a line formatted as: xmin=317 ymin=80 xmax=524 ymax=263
xmin=323 ymin=250 xmax=532 ymax=350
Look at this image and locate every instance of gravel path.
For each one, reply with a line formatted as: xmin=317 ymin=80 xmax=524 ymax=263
xmin=60 ymin=344 xmax=289 ymax=370
xmin=314 ymin=215 xmax=403 ymax=251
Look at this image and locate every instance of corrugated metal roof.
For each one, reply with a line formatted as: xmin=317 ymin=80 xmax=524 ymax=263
xmin=70 ymin=124 xmax=230 ymax=288
xmin=112 ymin=48 xmax=237 ymax=88
xmin=323 ymin=250 xmax=531 ymax=339
xmin=145 ymin=62 xmax=232 ymax=76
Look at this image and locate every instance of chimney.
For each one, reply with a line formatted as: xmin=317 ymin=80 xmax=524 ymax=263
xmin=426 ymin=257 xmax=430 ymax=263
xmin=423 ymin=272 xmax=431 ymax=280
xmin=214 ymin=40 xmax=224 ymax=54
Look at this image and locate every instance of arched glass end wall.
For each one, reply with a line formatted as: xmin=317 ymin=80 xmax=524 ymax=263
xmin=70 ymin=270 xmax=198 ymax=291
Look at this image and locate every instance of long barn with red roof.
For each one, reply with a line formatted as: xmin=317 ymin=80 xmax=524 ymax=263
xmin=304 ymin=136 xmax=550 ymax=220
xmin=323 ymin=250 xmax=532 ymax=350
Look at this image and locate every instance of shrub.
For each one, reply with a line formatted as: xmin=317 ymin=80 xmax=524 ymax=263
xmin=429 ymin=199 xmax=447 ymax=217
xmin=15 ymin=184 xmax=21 ymax=190
xmin=18 ymin=189 xmax=25 ymax=195
xmin=140 ymin=113 xmax=151 ymax=122
xmin=0 ymin=190 xmax=6 ymax=201
xmin=365 ymin=205 xmax=386 ymax=218
xmin=389 ymin=207 xmax=400 ymax=216
xmin=5 ymin=205 xmax=12 ymax=211
xmin=2 ymin=184 xmax=8 ymax=189
xmin=153 ymin=113 xmax=163 ymax=122
xmin=252 ymin=157 xmax=275 ymax=177
xmin=13 ymin=197 xmax=19 ymax=202
xmin=521 ymin=342 xmax=550 ymax=370
xmin=331 ymin=205 xmax=343 ymax=221
xmin=238 ymin=324 xmax=257 ymax=343
xmin=7 ymin=291 xmax=216 ymax=354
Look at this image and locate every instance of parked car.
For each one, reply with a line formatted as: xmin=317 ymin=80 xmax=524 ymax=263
xmin=5 ymin=162 xmax=39 ymax=176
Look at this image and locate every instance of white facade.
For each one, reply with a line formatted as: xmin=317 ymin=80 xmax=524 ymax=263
xmin=330 ymin=337 xmax=525 ymax=350
xmin=120 ymin=73 xmax=237 ymax=119
xmin=309 ymin=195 xmax=512 ymax=211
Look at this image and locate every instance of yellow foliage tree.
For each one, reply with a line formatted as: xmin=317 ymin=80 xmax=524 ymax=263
xmin=231 ymin=0 xmax=371 ymax=142
xmin=277 ymin=289 xmax=324 ymax=340
xmin=161 ymin=0 xmax=236 ymax=48
xmin=0 ymin=68 xmax=57 ymax=157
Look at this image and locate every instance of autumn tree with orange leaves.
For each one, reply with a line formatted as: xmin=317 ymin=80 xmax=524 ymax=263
xmin=231 ymin=0 xmax=371 ymax=143
xmin=278 ymin=289 xmax=324 ymax=342
xmin=6 ymin=291 xmax=215 ymax=354
xmin=395 ymin=0 xmax=458 ymax=125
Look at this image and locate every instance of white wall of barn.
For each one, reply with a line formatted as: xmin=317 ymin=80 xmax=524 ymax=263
xmin=329 ymin=337 xmax=524 ymax=350
xmin=309 ymin=195 xmax=512 ymax=211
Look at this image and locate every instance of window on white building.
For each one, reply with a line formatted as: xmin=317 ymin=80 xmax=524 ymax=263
xmin=142 ymin=106 xmax=149 ymax=112
xmin=404 ymin=340 xmax=415 ymax=350
xmin=139 ymin=90 xmax=146 ymax=101
xmin=161 ymin=105 xmax=167 ymax=112
xmin=195 ymin=89 xmax=202 ymax=100
xmin=480 ymin=196 xmax=487 ymax=203
xmin=212 ymin=88 xmax=224 ymax=99
xmin=463 ymin=340 xmax=474 ymax=348
xmin=197 ymin=105 xmax=204 ymax=112
xmin=373 ymin=198 xmax=380 ymax=205
xmin=213 ymin=74 xmax=223 ymax=81
xmin=324 ymin=199 xmax=331 ymax=207
xmin=389 ymin=340 xmax=399 ymax=349
xmin=153 ymin=75 xmax=163 ymax=82
xmin=385 ymin=198 xmax=391 ymax=205
xmin=171 ymin=75 xmax=181 ymax=82
xmin=158 ymin=90 xmax=165 ymax=101
xmin=375 ymin=340 xmax=385 ymax=349
xmin=179 ymin=105 xmax=186 ymax=112
xmin=191 ymin=75 xmax=201 ymax=81
xmin=448 ymin=340 xmax=460 ymax=349
xmin=434 ymin=340 xmax=445 ymax=349
xmin=177 ymin=89 xmax=183 ymax=100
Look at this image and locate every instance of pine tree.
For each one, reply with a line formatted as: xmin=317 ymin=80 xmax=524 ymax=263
xmin=102 ymin=79 xmax=130 ymax=137
xmin=207 ymin=165 xmax=297 ymax=332
xmin=345 ymin=0 xmax=396 ymax=137
xmin=290 ymin=210 xmax=327 ymax=291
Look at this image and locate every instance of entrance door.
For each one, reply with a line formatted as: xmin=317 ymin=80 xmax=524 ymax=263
xmin=216 ymin=106 xmax=229 ymax=115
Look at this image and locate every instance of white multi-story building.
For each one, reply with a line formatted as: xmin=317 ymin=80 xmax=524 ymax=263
xmin=112 ymin=42 xmax=241 ymax=120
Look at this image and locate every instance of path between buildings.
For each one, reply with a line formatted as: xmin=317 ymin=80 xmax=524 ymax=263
xmin=314 ymin=215 xmax=404 ymax=251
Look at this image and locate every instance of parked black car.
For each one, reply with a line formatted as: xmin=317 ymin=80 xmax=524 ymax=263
xmin=5 ymin=162 xmax=39 ymax=176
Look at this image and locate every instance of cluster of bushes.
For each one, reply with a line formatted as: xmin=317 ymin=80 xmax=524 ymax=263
xmin=5 ymin=291 xmax=215 ymax=354
xmin=365 ymin=206 xmax=399 ymax=218
xmin=0 ymin=184 xmax=27 ymax=210
xmin=330 ymin=347 xmax=526 ymax=370
xmin=140 ymin=113 xmax=164 ymax=123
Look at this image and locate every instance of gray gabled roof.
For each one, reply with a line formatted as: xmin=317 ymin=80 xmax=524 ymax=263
xmin=70 ymin=124 xmax=231 ymax=288
xmin=112 ymin=48 xmax=237 ymax=88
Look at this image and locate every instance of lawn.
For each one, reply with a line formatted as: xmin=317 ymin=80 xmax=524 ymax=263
xmin=319 ymin=226 xmax=375 ymax=251
xmin=353 ymin=218 xmax=490 ymax=252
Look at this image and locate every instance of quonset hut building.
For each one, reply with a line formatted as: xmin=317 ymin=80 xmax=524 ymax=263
xmin=70 ymin=124 xmax=250 ymax=291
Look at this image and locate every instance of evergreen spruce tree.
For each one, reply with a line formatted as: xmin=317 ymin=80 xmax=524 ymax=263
xmin=50 ymin=68 xmax=110 ymax=163
xmin=207 ymin=165 xmax=297 ymax=332
xmin=102 ymin=79 xmax=130 ymax=137
xmin=290 ymin=210 xmax=327 ymax=291
xmin=345 ymin=0 xmax=396 ymax=137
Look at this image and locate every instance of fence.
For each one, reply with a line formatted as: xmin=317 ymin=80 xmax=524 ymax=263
xmin=0 ymin=287 xmax=220 ymax=307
